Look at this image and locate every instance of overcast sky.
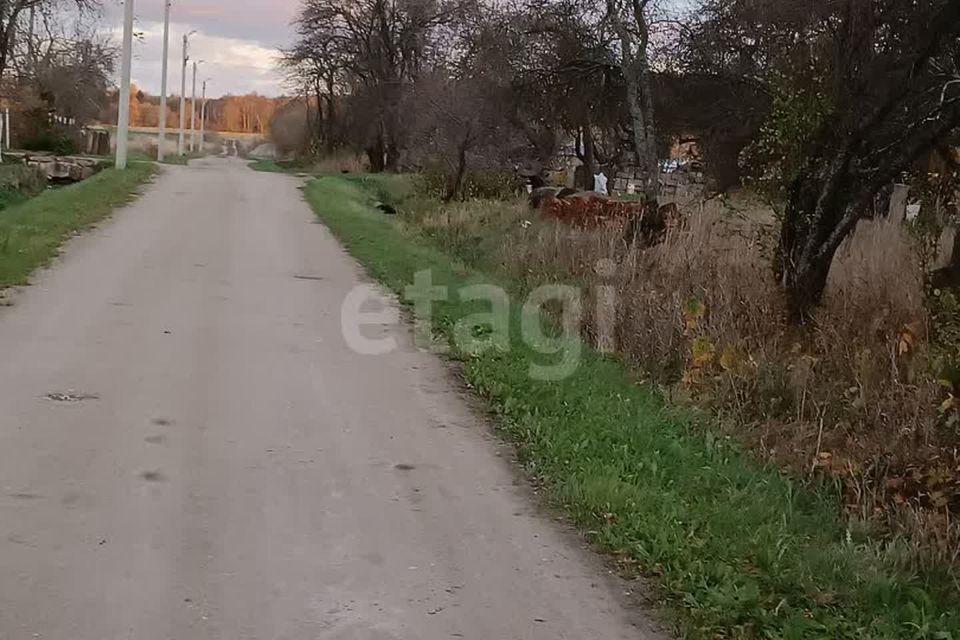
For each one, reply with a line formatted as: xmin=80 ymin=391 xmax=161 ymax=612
xmin=101 ymin=0 xmax=300 ymax=97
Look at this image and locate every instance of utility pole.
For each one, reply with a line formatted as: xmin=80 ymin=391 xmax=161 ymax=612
xmin=157 ymin=0 xmax=171 ymax=162
xmin=190 ymin=60 xmax=203 ymax=152
xmin=178 ymin=32 xmax=194 ymax=156
xmin=199 ymin=79 xmax=208 ymax=154
xmin=190 ymin=61 xmax=197 ymax=152
xmin=115 ymin=0 xmax=135 ymax=169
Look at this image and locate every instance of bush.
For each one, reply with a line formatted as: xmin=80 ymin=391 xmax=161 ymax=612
xmin=0 ymin=164 xmax=46 ymax=211
xmin=416 ymin=167 xmax=522 ymax=201
xmin=21 ymin=125 xmax=79 ymax=155
xmin=931 ymin=289 xmax=960 ymax=404
xmin=268 ymin=151 xmax=368 ymax=175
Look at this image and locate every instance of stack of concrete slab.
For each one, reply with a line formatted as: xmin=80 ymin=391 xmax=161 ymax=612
xmin=6 ymin=152 xmax=100 ymax=182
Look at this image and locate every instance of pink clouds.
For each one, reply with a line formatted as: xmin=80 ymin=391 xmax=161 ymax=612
xmin=110 ymin=0 xmax=300 ymax=47
xmin=104 ymin=0 xmax=302 ymax=96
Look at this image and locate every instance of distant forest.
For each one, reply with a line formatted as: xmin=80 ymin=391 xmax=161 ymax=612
xmin=101 ymin=85 xmax=286 ymax=134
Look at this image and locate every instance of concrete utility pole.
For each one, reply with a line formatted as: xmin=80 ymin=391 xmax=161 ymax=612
xmin=115 ymin=0 xmax=135 ymax=169
xmin=157 ymin=0 xmax=171 ymax=162
xmin=190 ymin=61 xmax=197 ymax=152
xmin=199 ymin=79 xmax=209 ymax=154
xmin=190 ymin=60 xmax=203 ymax=152
xmin=178 ymin=31 xmax=195 ymax=156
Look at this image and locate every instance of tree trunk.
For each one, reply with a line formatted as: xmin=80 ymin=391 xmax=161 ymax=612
xmin=444 ymin=141 xmax=468 ymax=202
xmin=633 ymin=14 xmax=660 ymax=200
xmin=578 ymin=126 xmax=597 ymax=190
xmin=313 ymin=77 xmax=325 ymax=151
xmin=367 ymin=133 xmax=385 ymax=173
xmin=933 ymin=227 xmax=960 ymax=290
xmin=302 ymin=91 xmax=315 ymax=155
xmin=775 ymin=146 xmax=854 ymax=321
xmin=952 ymin=230 xmax=960 ymax=273
xmin=779 ymin=206 xmax=842 ymax=322
xmin=782 ymin=253 xmax=835 ymax=322
xmin=0 ymin=4 xmax=26 ymax=83
xmin=324 ymin=75 xmax=337 ymax=151
xmin=777 ymin=99 xmax=960 ymax=321
xmin=384 ymin=142 xmax=400 ymax=172
xmin=608 ymin=0 xmax=659 ymax=202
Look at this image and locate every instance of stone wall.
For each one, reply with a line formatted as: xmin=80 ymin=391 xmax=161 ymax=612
xmin=613 ymin=167 xmax=706 ymax=200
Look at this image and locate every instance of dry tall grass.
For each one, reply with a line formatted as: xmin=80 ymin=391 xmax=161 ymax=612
xmin=309 ymin=151 xmax=368 ymax=174
xmin=404 ymin=194 xmax=960 ymax=567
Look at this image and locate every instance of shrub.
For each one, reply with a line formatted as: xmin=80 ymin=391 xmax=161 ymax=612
xmin=307 ymin=151 xmax=367 ymax=174
xmin=0 ymin=164 xmax=47 ymax=211
xmin=21 ymin=125 xmax=79 ymax=155
xmin=416 ymin=167 xmax=522 ymax=201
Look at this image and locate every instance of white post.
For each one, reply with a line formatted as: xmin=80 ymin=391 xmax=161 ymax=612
xmin=200 ymin=79 xmax=207 ymax=154
xmin=157 ymin=0 xmax=171 ymax=162
xmin=190 ymin=61 xmax=197 ymax=152
xmin=4 ymin=108 xmax=9 ymax=150
xmin=115 ymin=0 xmax=135 ymax=169
xmin=178 ymin=34 xmax=188 ymax=156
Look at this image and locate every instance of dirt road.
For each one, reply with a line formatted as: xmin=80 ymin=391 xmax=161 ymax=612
xmin=0 ymin=158 xmax=659 ymax=639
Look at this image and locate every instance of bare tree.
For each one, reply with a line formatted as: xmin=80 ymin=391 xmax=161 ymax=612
xmin=684 ymin=0 xmax=960 ymax=319
xmin=269 ymin=97 xmax=312 ymax=157
xmin=410 ymin=68 xmax=513 ymax=200
xmin=770 ymin=0 xmax=960 ymax=320
xmin=290 ymin=0 xmax=463 ymax=171
xmin=282 ymin=10 xmax=347 ymax=154
xmin=605 ymin=0 xmax=659 ymax=200
xmin=506 ymin=0 xmax=623 ymax=187
xmin=35 ymin=34 xmax=114 ymax=124
xmin=0 ymin=0 xmax=97 ymax=83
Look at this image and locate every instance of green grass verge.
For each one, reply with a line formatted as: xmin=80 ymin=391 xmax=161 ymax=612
xmin=0 ymin=188 xmax=32 ymax=212
xmin=248 ymin=159 xmax=287 ymax=173
xmin=124 ymin=152 xmax=154 ymax=164
xmin=299 ymin=174 xmax=960 ymax=640
xmin=0 ymin=163 xmax=157 ymax=287
xmin=96 ymin=152 xmax=200 ymax=166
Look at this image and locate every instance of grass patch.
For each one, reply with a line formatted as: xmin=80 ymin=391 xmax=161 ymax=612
xmin=0 ymin=188 xmax=30 ymax=211
xmin=0 ymin=163 xmax=156 ymax=287
xmin=124 ymin=152 xmax=154 ymax=164
xmin=0 ymin=164 xmax=47 ymax=213
xmin=98 ymin=152 xmax=201 ymax=166
xmin=248 ymin=157 xmax=326 ymax=174
xmin=248 ymin=158 xmax=288 ymax=173
xmin=249 ymin=152 xmax=368 ymax=175
xmin=299 ymin=173 xmax=960 ymax=640
xmin=161 ymin=152 xmax=204 ymax=166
